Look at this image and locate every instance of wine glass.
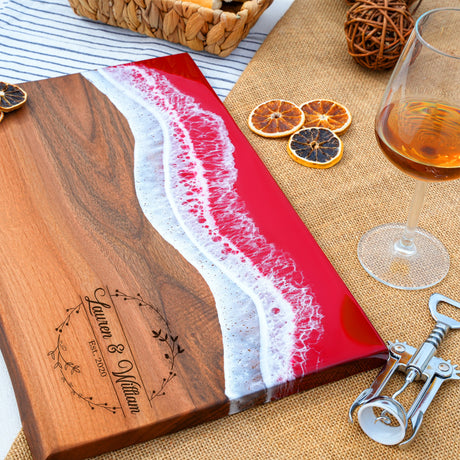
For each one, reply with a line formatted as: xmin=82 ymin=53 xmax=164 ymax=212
xmin=357 ymin=7 xmax=460 ymax=290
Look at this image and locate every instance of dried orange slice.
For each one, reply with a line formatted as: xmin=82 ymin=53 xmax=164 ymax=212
xmin=300 ymin=99 xmax=351 ymax=134
xmin=248 ymin=100 xmax=305 ymax=138
xmin=287 ymin=127 xmax=343 ymax=169
xmin=0 ymin=82 xmax=27 ymax=113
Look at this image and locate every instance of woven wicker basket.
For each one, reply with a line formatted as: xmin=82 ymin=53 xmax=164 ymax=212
xmin=67 ymin=0 xmax=274 ymax=57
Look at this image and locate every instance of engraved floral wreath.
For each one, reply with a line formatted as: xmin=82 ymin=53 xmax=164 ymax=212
xmin=48 ymin=287 xmax=185 ymax=413
xmin=113 ymin=289 xmax=185 ymax=400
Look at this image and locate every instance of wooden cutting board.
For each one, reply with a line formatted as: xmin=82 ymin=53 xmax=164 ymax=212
xmin=0 ymin=54 xmax=387 ymax=460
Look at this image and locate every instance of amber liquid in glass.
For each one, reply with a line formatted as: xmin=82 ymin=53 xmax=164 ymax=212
xmin=375 ymin=100 xmax=460 ymax=181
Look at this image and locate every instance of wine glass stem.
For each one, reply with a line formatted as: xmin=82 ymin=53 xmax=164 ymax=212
xmin=394 ymin=181 xmax=427 ymax=257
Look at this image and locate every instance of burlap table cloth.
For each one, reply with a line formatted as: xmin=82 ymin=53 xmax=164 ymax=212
xmin=7 ymin=0 xmax=460 ymax=458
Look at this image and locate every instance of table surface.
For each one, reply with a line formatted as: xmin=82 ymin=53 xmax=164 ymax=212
xmin=0 ymin=1 xmax=293 ymax=457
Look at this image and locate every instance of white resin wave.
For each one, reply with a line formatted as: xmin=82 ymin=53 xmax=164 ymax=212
xmin=83 ymin=63 xmax=323 ymax=405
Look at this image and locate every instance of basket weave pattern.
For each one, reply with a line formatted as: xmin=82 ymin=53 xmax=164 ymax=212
xmin=68 ymin=0 xmax=274 ymax=57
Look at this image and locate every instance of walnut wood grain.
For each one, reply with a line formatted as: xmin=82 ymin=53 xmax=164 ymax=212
xmin=0 ymin=74 xmax=228 ymax=460
xmin=0 ymin=59 xmax=388 ymax=459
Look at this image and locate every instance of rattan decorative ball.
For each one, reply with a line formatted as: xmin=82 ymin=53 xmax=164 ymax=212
xmin=344 ymin=0 xmax=415 ymax=70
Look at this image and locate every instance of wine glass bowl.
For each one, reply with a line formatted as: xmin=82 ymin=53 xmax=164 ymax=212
xmin=357 ymin=7 xmax=460 ymax=290
xmin=376 ymin=101 xmax=460 ymax=182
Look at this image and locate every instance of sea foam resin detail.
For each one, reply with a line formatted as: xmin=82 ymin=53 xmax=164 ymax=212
xmin=84 ymin=61 xmax=323 ymax=405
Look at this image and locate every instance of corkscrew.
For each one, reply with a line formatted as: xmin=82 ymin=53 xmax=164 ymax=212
xmin=349 ymin=293 xmax=460 ymax=447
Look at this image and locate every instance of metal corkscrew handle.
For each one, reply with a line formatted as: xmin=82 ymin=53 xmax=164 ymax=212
xmin=404 ymin=293 xmax=460 ymax=383
xmin=349 ymin=293 xmax=460 ymax=447
xmin=429 ymin=293 xmax=460 ymax=332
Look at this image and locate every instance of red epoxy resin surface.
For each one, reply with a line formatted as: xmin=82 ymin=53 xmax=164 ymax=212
xmin=115 ymin=53 xmax=387 ymax=380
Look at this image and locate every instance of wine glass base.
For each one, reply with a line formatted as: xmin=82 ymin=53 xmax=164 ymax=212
xmin=358 ymin=224 xmax=449 ymax=290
